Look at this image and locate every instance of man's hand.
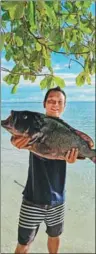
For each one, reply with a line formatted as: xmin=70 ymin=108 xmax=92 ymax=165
xmin=64 ymin=131 xmax=94 ymax=163
xmin=64 ymin=148 xmax=78 ymax=163
xmin=58 ymin=149 xmax=78 ymax=163
xmin=11 ymin=136 xmax=31 ymax=149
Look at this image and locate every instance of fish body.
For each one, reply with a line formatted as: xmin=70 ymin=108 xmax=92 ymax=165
xmin=1 ymin=110 xmax=96 ymax=163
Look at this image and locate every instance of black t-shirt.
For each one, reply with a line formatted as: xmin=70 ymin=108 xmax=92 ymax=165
xmin=23 ymin=152 xmax=66 ymax=205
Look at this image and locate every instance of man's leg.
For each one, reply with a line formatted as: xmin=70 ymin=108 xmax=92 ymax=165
xmin=15 ymin=243 xmax=31 ymax=254
xmin=14 ymin=199 xmax=45 ymax=253
xmin=47 ymin=236 xmax=60 ymax=254
xmin=14 ymin=226 xmax=39 ymax=254
xmin=45 ymin=203 xmax=65 ymax=254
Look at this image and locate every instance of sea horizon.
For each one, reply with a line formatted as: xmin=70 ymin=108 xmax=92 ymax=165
xmin=1 ymin=101 xmax=95 ymax=143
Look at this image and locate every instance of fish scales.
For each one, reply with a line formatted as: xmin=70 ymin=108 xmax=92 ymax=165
xmin=1 ymin=110 xmax=96 ymax=163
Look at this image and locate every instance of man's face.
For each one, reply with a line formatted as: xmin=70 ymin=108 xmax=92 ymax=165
xmin=44 ymin=91 xmax=66 ymax=117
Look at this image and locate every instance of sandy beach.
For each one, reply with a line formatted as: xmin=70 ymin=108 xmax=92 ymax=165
xmin=1 ymin=135 xmax=95 ymax=253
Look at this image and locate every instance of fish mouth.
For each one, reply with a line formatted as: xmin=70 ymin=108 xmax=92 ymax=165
xmin=1 ymin=113 xmax=28 ymax=138
xmin=1 ymin=116 xmax=13 ymax=131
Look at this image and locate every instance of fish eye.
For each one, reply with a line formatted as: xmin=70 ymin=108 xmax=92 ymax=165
xmin=23 ymin=115 xmax=28 ymax=120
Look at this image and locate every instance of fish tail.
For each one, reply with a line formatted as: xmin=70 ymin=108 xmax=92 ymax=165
xmin=90 ymin=157 xmax=96 ymax=163
xmin=90 ymin=149 xmax=96 ymax=163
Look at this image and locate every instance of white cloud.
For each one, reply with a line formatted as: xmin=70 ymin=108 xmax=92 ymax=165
xmin=53 ymin=63 xmax=72 ymax=71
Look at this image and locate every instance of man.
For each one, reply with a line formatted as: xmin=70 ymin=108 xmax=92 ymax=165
xmin=12 ymin=87 xmax=93 ymax=254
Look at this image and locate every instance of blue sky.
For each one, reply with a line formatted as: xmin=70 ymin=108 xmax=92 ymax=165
xmin=1 ymin=2 xmax=95 ymax=102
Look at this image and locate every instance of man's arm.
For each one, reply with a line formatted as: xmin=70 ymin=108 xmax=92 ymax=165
xmin=11 ymin=136 xmax=78 ymax=163
xmin=11 ymin=133 xmax=94 ymax=164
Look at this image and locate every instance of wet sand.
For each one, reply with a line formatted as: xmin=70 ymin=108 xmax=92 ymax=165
xmin=1 ymin=136 xmax=95 ymax=253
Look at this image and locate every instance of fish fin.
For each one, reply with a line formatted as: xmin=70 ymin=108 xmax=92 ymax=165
xmin=28 ymin=132 xmax=43 ymax=145
xmin=90 ymin=157 xmax=96 ymax=163
xmin=75 ymin=129 xmax=94 ymax=148
xmin=90 ymin=149 xmax=96 ymax=163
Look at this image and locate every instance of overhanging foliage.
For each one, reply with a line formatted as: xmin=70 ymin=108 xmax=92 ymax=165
xmin=1 ymin=0 xmax=95 ymax=93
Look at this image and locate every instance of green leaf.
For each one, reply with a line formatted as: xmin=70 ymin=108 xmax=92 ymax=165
xmin=65 ymin=14 xmax=77 ymax=24
xmin=11 ymin=64 xmax=21 ymax=73
xmin=29 ymin=75 xmax=36 ymax=82
xmin=23 ymin=74 xmax=29 ymax=80
xmin=86 ymin=75 xmax=91 ymax=85
xmin=64 ymin=2 xmax=72 ymax=10
xmin=15 ymin=36 xmax=23 ymax=47
xmin=45 ymin=59 xmax=53 ymax=74
xmin=75 ymin=2 xmax=82 ymax=8
xmin=3 ymin=74 xmax=12 ymax=85
xmin=0 ymin=33 xmax=5 ymax=51
xmin=42 ymin=46 xmax=48 ymax=59
xmin=40 ymin=75 xmax=55 ymax=89
xmin=36 ymin=42 xmax=41 ymax=51
xmin=26 ymin=47 xmax=33 ymax=54
xmin=45 ymin=3 xmax=56 ymax=22
xmin=71 ymin=29 xmax=78 ymax=42
xmin=80 ymin=23 xmax=92 ymax=34
xmin=40 ymin=77 xmax=47 ymax=89
xmin=5 ymin=33 xmax=11 ymax=43
xmin=11 ymin=85 xmax=18 ymax=94
xmin=53 ymin=2 xmax=59 ymax=12
xmin=53 ymin=76 xmax=65 ymax=88
xmin=2 ymin=2 xmax=25 ymax=20
xmin=81 ymin=1 xmax=91 ymax=8
xmin=5 ymin=49 xmax=12 ymax=61
xmin=76 ymin=72 xmax=86 ymax=86
xmin=1 ymin=2 xmax=17 ymax=10
xmin=45 ymin=4 xmax=52 ymax=17
xmin=12 ymin=2 xmax=25 ymax=20
xmin=12 ymin=75 xmax=20 ymax=85
xmin=46 ymin=78 xmax=54 ymax=89
xmin=3 ymin=73 xmax=20 ymax=85
xmin=27 ymin=1 xmax=35 ymax=27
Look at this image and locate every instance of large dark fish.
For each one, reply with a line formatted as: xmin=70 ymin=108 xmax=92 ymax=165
xmin=1 ymin=110 xmax=96 ymax=163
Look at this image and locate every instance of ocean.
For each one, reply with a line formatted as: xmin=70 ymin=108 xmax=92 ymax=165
xmin=1 ymin=100 xmax=95 ymax=142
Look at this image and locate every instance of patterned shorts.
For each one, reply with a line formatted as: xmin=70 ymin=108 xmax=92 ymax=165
xmin=18 ymin=198 xmax=65 ymax=245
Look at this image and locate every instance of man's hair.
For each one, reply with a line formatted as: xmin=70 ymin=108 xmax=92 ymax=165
xmin=44 ymin=86 xmax=66 ymax=104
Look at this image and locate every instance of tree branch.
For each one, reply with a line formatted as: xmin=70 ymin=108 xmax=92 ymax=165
xmin=29 ymin=31 xmax=90 ymax=55
xmin=49 ymin=49 xmax=90 ymax=55
xmin=1 ymin=67 xmax=52 ymax=77
xmin=23 ymin=18 xmax=90 ymax=55
xmin=69 ymin=59 xmax=84 ymax=69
